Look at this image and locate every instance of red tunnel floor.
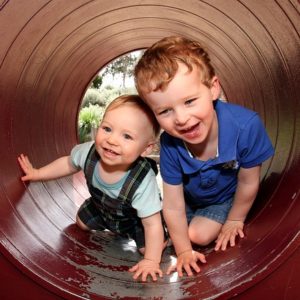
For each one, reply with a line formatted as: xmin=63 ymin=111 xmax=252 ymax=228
xmin=2 ymin=238 xmax=300 ymax=300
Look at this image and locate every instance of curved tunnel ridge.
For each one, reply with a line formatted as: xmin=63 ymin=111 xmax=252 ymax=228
xmin=0 ymin=1 xmax=300 ymax=299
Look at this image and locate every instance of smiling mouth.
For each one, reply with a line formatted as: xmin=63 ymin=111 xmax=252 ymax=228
xmin=179 ymin=123 xmax=199 ymax=135
xmin=103 ymin=147 xmax=119 ymax=156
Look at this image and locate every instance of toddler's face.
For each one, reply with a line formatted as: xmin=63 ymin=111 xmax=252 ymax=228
xmin=95 ymin=105 xmax=154 ymax=171
xmin=144 ymin=63 xmax=220 ymax=146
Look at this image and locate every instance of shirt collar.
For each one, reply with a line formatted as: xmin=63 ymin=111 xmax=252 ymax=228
xmin=177 ymin=99 xmax=240 ymax=174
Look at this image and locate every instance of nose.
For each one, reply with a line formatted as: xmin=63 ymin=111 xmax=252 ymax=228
xmin=174 ymin=109 xmax=188 ymax=126
xmin=107 ymin=132 xmax=118 ymax=145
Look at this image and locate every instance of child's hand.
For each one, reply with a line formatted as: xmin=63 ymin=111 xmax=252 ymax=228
xmin=18 ymin=154 xmax=39 ymax=181
xmin=129 ymin=258 xmax=163 ymax=282
xmin=215 ymin=220 xmax=244 ymax=251
xmin=167 ymin=250 xmax=206 ymax=277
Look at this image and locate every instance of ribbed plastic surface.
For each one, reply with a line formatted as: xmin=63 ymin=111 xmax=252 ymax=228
xmin=0 ymin=1 xmax=299 ymax=299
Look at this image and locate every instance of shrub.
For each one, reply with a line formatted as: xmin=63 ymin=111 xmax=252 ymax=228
xmin=98 ymin=85 xmax=137 ymax=105
xmin=81 ymin=88 xmax=106 ymax=108
xmin=78 ymin=104 xmax=105 ymax=142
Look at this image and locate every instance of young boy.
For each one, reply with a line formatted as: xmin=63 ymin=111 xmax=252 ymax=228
xmin=18 ymin=94 xmax=167 ymax=282
xmin=134 ymin=36 xmax=275 ymax=277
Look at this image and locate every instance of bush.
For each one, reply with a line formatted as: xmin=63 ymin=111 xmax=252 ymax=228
xmin=98 ymin=85 xmax=137 ymax=105
xmin=78 ymin=104 xmax=105 ymax=142
xmin=81 ymin=88 xmax=106 ymax=108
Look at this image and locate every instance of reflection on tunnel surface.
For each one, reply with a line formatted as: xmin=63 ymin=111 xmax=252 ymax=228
xmin=0 ymin=1 xmax=300 ymax=299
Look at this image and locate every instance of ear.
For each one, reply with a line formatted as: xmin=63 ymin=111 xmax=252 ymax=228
xmin=140 ymin=142 xmax=155 ymax=157
xmin=210 ymin=76 xmax=221 ymax=100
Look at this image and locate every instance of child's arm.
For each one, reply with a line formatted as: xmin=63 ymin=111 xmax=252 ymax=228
xmin=215 ymin=165 xmax=261 ymax=251
xmin=163 ymin=182 xmax=206 ymax=277
xmin=18 ymin=153 xmax=78 ymax=182
xmin=129 ymin=212 xmax=164 ymax=282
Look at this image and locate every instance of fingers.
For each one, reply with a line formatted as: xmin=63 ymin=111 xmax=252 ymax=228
xmin=215 ymin=229 xmax=245 ymax=251
xmin=166 ymin=263 xmax=176 ymax=275
xmin=132 ymin=268 xmax=162 ymax=282
xmin=129 ymin=261 xmax=163 ymax=282
xmin=214 ymin=238 xmax=222 ymax=251
xmin=129 ymin=264 xmax=138 ymax=273
xmin=21 ymin=175 xmax=31 ymax=182
xmin=18 ymin=154 xmax=30 ymax=171
xmin=196 ymin=252 xmax=207 ymax=264
xmin=217 ymin=234 xmax=232 ymax=251
xmin=229 ymin=233 xmax=236 ymax=247
xmin=167 ymin=251 xmax=206 ymax=277
xmin=181 ymin=264 xmax=192 ymax=277
xmin=237 ymin=228 xmax=245 ymax=238
xmin=18 ymin=154 xmax=30 ymax=166
xmin=174 ymin=259 xmax=185 ymax=277
xmin=18 ymin=154 xmax=35 ymax=181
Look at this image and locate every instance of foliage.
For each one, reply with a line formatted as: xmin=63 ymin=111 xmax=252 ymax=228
xmin=78 ymin=104 xmax=104 ymax=142
xmin=91 ymin=75 xmax=103 ymax=89
xmin=81 ymin=88 xmax=106 ymax=108
xmin=102 ymin=52 xmax=139 ymax=88
xmin=98 ymin=85 xmax=137 ymax=105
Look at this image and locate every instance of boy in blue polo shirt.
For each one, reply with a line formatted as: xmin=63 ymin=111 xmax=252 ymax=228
xmin=134 ymin=36 xmax=274 ymax=277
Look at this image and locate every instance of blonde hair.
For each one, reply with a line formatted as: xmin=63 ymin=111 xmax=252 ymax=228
xmin=104 ymin=94 xmax=160 ymax=137
xmin=134 ymin=36 xmax=215 ymax=97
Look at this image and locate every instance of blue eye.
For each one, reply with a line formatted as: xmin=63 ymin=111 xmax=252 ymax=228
xmin=185 ymin=98 xmax=196 ymax=105
xmin=102 ymin=126 xmax=111 ymax=132
xmin=158 ymin=109 xmax=170 ymax=116
xmin=123 ymin=133 xmax=133 ymax=140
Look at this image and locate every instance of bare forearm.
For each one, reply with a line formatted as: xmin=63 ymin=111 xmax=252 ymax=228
xmin=228 ymin=179 xmax=259 ymax=221
xmin=143 ymin=214 xmax=164 ymax=262
xmin=163 ymin=208 xmax=192 ymax=255
xmin=36 ymin=156 xmax=78 ymax=181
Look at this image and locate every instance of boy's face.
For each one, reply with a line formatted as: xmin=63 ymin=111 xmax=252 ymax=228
xmin=144 ymin=63 xmax=220 ymax=146
xmin=95 ymin=104 xmax=154 ymax=171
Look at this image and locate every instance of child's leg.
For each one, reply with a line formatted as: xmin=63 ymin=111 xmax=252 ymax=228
xmin=186 ymin=201 xmax=232 ymax=246
xmin=76 ymin=214 xmax=91 ymax=231
xmin=188 ymin=216 xmax=222 ymax=246
xmin=76 ymin=198 xmax=106 ymax=231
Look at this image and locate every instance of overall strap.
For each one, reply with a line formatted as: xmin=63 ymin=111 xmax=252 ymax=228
xmin=118 ymin=157 xmax=152 ymax=204
xmin=83 ymin=143 xmax=98 ymax=186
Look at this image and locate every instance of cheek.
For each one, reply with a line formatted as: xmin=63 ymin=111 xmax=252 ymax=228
xmin=94 ymin=130 xmax=104 ymax=143
xmin=156 ymin=116 xmax=171 ymax=129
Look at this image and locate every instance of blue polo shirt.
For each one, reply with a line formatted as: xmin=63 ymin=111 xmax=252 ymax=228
xmin=160 ymin=99 xmax=274 ymax=207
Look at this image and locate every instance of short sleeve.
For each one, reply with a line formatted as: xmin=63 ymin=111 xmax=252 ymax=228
xmin=70 ymin=141 xmax=94 ymax=170
xmin=131 ymin=170 xmax=162 ymax=218
xmin=238 ymin=114 xmax=274 ymax=168
xmin=159 ymin=133 xmax=183 ymax=185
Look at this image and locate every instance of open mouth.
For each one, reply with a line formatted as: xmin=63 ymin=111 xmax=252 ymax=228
xmin=103 ymin=147 xmax=119 ymax=156
xmin=179 ymin=123 xmax=200 ymax=139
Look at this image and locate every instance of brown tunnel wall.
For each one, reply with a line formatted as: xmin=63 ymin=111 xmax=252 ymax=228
xmin=0 ymin=1 xmax=300 ymax=299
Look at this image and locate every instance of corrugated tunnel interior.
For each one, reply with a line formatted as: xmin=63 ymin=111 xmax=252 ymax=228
xmin=0 ymin=1 xmax=300 ymax=299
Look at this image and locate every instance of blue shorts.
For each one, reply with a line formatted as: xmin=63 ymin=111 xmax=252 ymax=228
xmin=185 ymin=200 xmax=233 ymax=225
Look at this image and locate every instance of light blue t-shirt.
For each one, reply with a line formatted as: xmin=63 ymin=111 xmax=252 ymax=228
xmin=70 ymin=142 xmax=162 ymax=218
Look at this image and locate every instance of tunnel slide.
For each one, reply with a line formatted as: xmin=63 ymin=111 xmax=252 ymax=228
xmin=0 ymin=1 xmax=300 ymax=299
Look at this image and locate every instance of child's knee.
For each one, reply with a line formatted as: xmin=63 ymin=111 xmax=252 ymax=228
xmin=188 ymin=225 xmax=215 ymax=246
xmin=76 ymin=214 xmax=90 ymax=231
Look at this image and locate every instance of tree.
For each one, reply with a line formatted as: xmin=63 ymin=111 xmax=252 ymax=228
xmin=103 ymin=53 xmax=138 ymax=88
xmin=91 ymin=75 xmax=102 ymax=89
